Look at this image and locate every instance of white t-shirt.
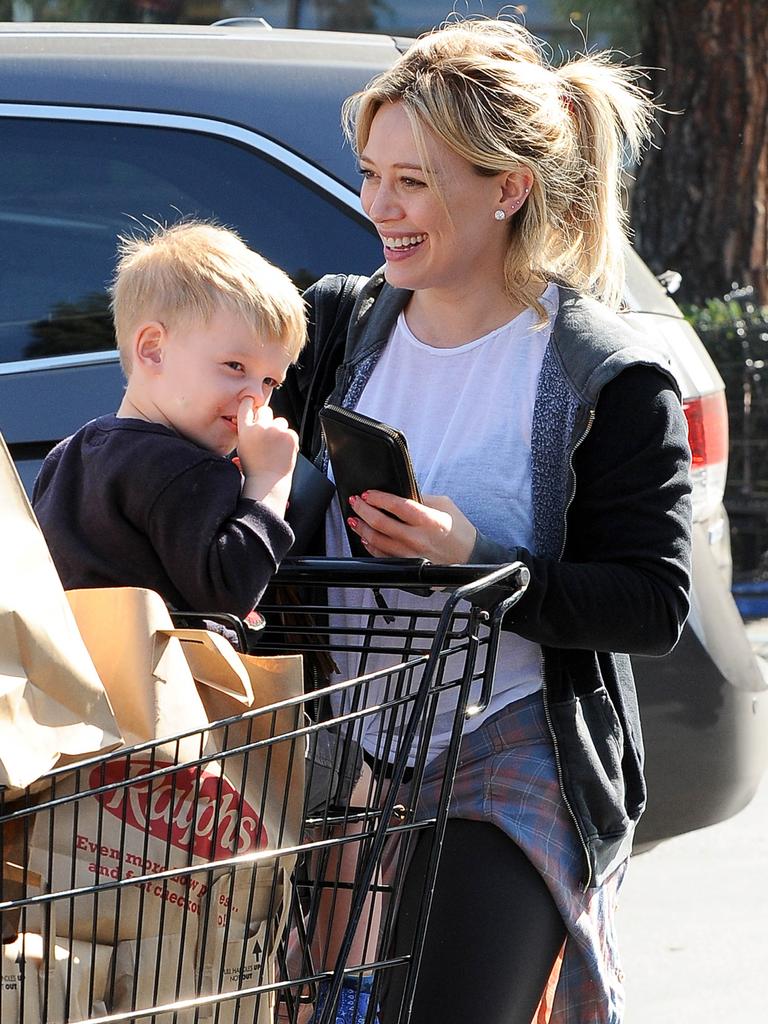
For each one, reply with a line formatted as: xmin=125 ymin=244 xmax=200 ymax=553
xmin=325 ymin=285 xmax=558 ymax=764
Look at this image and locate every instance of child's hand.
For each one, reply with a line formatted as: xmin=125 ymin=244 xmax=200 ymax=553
xmin=238 ymin=398 xmax=298 ymax=518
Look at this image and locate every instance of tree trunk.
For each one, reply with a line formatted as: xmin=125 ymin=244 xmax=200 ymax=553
xmin=632 ymin=0 xmax=768 ymax=304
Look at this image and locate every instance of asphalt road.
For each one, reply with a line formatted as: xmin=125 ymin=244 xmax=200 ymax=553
xmin=619 ymin=715 xmax=768 ymax=1021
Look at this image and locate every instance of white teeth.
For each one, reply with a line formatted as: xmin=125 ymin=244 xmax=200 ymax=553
xmin=383 ymin=234 xmax=425 ymax=249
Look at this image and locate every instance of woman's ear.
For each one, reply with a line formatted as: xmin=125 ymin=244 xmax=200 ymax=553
xmin=133 ymin=321 xmax=166 ymax=372
xmin=497 ymin=168 xmax=534 ymax=218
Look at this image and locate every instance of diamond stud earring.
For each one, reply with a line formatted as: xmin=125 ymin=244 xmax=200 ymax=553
xmin=494 ymin=210 xmax=506 ymax=221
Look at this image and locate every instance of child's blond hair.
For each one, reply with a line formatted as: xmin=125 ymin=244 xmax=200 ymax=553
xmin=110 ymin=221 xmax=307 ymax=373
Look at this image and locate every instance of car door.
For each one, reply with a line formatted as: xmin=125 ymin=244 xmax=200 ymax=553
xmin=0 ymin=107 xmax=382 ymax=491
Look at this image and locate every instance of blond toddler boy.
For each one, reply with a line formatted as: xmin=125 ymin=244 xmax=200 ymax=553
xmin=33 ymin=222 xmax=305 ymax=619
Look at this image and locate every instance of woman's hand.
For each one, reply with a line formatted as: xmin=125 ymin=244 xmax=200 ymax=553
xmin=346 ymin=491 xmax=477 ymax=564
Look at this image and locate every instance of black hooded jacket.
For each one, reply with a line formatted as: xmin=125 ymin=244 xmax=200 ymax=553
xmin=275 ymin=270 xmax=693 ymax=886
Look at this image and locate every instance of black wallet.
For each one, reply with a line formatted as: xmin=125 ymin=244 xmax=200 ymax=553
xmin=319 ymin=404 xmax=422 ymax=557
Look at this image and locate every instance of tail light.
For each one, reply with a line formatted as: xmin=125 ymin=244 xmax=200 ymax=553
xmin=682 ymin=391 xmax=729 ymax=521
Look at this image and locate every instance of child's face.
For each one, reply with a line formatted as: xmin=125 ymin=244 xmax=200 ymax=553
xmin=143 ymin=306 xmax=293 ymax=456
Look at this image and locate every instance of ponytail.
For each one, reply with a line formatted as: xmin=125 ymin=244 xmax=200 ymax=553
xmin=557 ymin=55 xmax=654 ymax=307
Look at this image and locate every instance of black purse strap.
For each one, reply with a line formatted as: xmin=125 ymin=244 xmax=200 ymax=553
xmin=299 ymin=274 xmax=366 ymax=455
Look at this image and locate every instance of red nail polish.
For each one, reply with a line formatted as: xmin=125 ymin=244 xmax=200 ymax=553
xmin=347 ymin=516 xmax=358 ymax=529
xmin=349 ymin=495 xmax=357 ymax=507
xmin=361 ymin=491 xmax=370 ymax=502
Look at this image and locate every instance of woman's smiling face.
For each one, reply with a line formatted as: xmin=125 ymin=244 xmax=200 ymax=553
xmin=358 ymin=101 xmax=513 ymax=296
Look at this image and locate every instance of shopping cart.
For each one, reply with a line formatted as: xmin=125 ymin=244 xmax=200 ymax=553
xmin=0 ymin=557 xmax=529 ymax=1024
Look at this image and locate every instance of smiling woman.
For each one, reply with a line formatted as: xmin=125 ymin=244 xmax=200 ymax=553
xmin=278 ymin=16 xmax=693 ymax=1024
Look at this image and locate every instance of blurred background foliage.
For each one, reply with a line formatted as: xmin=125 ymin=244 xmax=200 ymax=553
xmin=550 ymin=0 xmax=643 ymax=51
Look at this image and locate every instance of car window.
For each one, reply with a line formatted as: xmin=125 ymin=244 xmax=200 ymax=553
xmin=0 ymin=117 xmax=381 ymax=365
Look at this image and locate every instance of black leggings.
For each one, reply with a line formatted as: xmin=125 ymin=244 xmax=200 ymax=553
xmin=380 ymin=818 xmax=566 ymax=1024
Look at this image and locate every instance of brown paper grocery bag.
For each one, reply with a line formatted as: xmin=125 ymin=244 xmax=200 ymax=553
xmin=0 ymin=866 xmax=113 ymax=1024
xmin=33 ymin=586 xmax=240 ymax=943
xmin=1 ymin=934 xmax=112 ymax=1023
xmin=0 ymin=435 xmax=120 ymax=792
xmin=193 ymin=659 xmax=305 ymax=1023
xmin=67 ymin=586 xmax=304 ymax=859
xmin=30 ymin=587 xmax=304 ymax=957
xmin=111 ymin=932 xmax=197 ymax=1024
xmin=196 ymin=650 xmax=306 ymax=856
xmin=64 ymin=587 xmax=252 ymax=751
xmin=197 ymin=866 xmax=290 ymax=1024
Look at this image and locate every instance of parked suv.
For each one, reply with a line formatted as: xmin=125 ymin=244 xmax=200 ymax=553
xmin=1 ymin=20 xmax=765 ymax=848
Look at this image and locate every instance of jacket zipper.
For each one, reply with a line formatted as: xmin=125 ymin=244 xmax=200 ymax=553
xmin=541 ymin=407 xmax=596 ymax=890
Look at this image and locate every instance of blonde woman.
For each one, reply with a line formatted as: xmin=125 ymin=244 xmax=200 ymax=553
xmin=278 ymin=19 xmax=692 ymax=1024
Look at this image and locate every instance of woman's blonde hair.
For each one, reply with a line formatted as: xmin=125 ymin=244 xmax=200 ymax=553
xmin=342 ymin=19 xmax=655 ymax=312
xmin=110 ymin=221 xmax=307 ymax=373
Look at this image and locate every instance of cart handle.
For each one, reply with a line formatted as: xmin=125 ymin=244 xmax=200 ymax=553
xmin=273 ymin=556 xmax=528 ymax=591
